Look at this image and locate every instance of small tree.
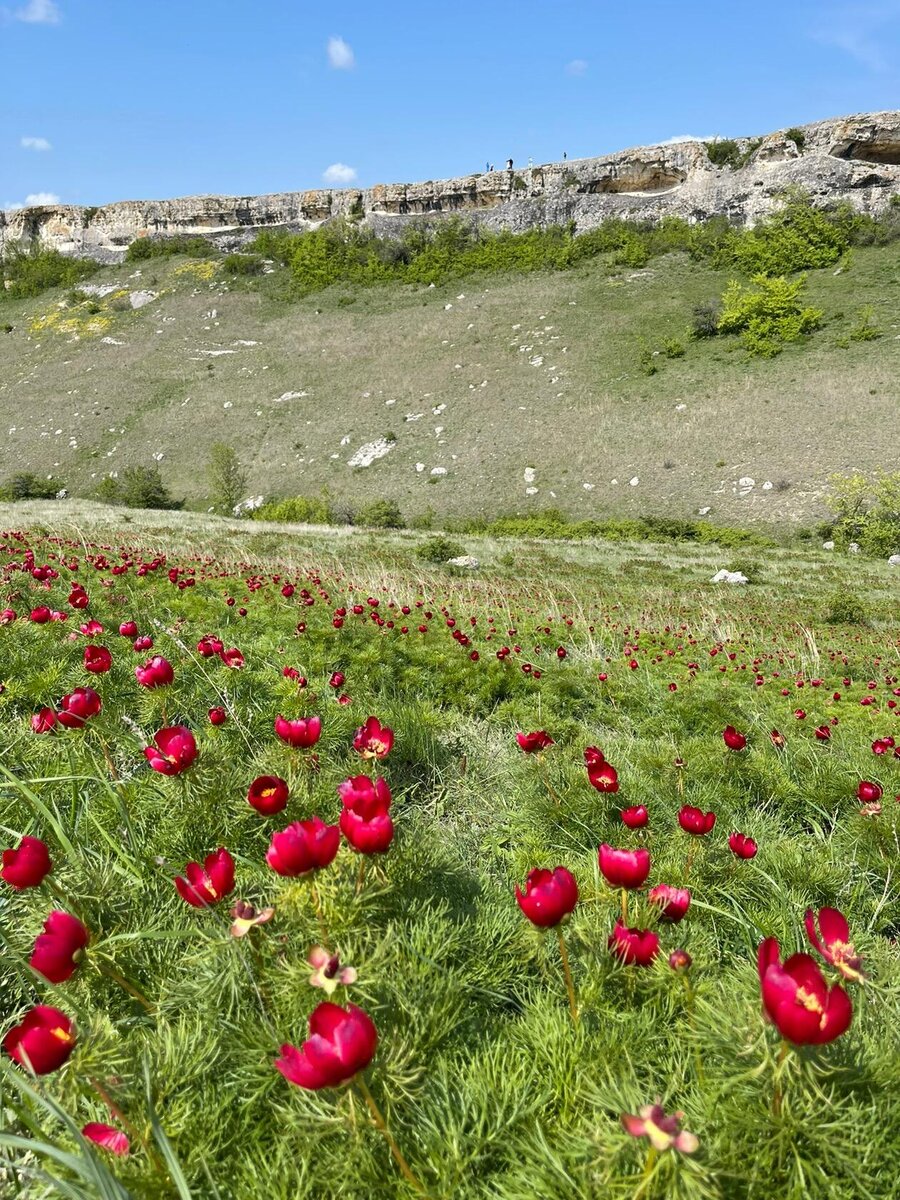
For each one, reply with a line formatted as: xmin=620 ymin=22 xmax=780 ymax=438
xmin=207 ymin=443 xmax=248 ymax=515
xmin=97 ymin=466 xmax=182 ymax=510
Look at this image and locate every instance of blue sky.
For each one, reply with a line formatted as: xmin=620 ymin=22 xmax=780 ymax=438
xmin=3 ymin=0 xmax=900 ymax=209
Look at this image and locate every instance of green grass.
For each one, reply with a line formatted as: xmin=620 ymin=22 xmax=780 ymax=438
xmin=0 ymin=505 xmax=898 ymax=1199
xmin=2 ymin=237 xmax=900 ymax=529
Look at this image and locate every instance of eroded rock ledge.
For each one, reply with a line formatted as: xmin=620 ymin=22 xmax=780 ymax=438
xmin=5 ymin=111 xmax=900 ymax=261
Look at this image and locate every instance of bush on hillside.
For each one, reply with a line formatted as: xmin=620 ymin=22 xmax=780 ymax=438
xmin=0 ymin=245 xmax=97 ymax=299
xmin=251 ymin=495 xmax=333 ymax=524
xmin=125 ymin=235 xmax=216 ymax=262
xmin=0 ymin=472 xmax=63 ymax=501
xmin=717 ymin=273 xmax=822 ymax=357
xmin=416 ymin=535 xmax=467 ymax=564
xmin=96 ymin=466 xmax=182 ymax=510
xmin=826 ymin=470 xmax=900 ymax=557
xmin=222 ymin=253 xmax=265 ymax=276
xmin=355 ymin=499 xmax=404 ymax=529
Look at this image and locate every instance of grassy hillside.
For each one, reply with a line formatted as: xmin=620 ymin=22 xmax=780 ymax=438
xmin=1 ymin=239 xmax=899 ymax=526
xmin=0 ymin=505 xmax=898 ymax=1199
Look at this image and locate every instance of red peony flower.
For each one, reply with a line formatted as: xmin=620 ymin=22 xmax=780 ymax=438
xmin=57 ymin=687 xmax=101 ymax=728
xmin=353 ymin=716 xmax=394 ymax=759
xmin=757 ymin=937 xmax=852 ymax=1045
xmin=135 ymin=655 xmax=174 ymax=688
xmin=82 ymin=1123 xmax=129 ymax=1156
xmin=220 ymin=647 xmax=245 ymax=669
xmin=197 ymin=634 xmax=224 ymax=657
xmin=598 ymin=844 xmax=651 ymax=890
xmin=3 ymin=1005 xmax=76 ymax=1074
xmin=83 ymin=645 xmax=112 ymax=674
xmin=516 ymin=730 xmax=554 ymax=753
xmin=274 ymin=714 xmax=322 ymax=748
xmin=648 ymin=884 xmax=691 ymax=923
xmin=585 ymin=747 xmax=619 ymax=792
xmin=118 ymin=621 xmax=138 ymax=637
xmin=608 ymin=920 xmax=660 ymax=966
xmin=804 ymin=907 xmax=863 ymax=982
xmin=248 ymin=775 xmax=289 ymax=816
xmin=275 ymin=1001 xmax=377 ymax=1090
xmin=621 ymin=1104 xmax=698 ymax=1154
xmin=30 ymin=911 xmax=89 ymax=983
xmin=174 ymin=848 xmax=235 ymax=907
xmin=669 ymin=948 xmax=692 ymax=971
xmin=770 ymin=728 xmax=786 ymax=749
xmin=723 ymin=725 xmax=747 ymax=751
xmin=266 ymin=818 xmax=340 ymax=876
xmin=856 ymin=781 xmax=883 ymax=803
xmin=208 ymin=706 xmax=228 ymax=726
xmin=515 ymin=866 xmax=578 ymax=928
xmin=621 ymin=805 xmax=648 ymax=829
xmin=678 ymin=805 xmax=716 ymax=836
xmin=31 ymin=707 xmax=58 ymax=734
xmin=145 ymin=726 xmax=198 ymax=775
xmin=338 ymin=775 xmax=394 ymax=854
xmin=1 ymin=836 xmax=52 ymax=889
xmin=729 ymin=832 xmax=758 ymax=859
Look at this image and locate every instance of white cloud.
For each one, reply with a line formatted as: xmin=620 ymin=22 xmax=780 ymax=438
xmin=323 ymin=162 xmax=357 ymax=184
xmin=657 ymin=134 xmax=715 ymax=145
xmin=21 ymin=135 xmax=52 ymax=151
xmin=8 ymin=0 xmax=61 ymax=22
xmin=565 ymin=58 xmax=588 ymax=76
xmin=4 ymin=191 xmax=61 ymax=212
xmin=327 ymin=35 xmax=355 ymax=69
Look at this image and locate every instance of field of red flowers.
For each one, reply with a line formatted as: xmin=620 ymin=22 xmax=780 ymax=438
xmin=1 ymin=522 xmax=898 ymax=1199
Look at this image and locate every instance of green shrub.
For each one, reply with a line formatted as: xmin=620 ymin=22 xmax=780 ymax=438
xmin=690 ymin=300 xmax=721 ymax=339
xmin=824 ymin=591 xmax=867 ymax=625
xmin=704 ymin=138 xmax=759 ymax=170
xmin=96 ymin=466 xmax=182 ymax=510
xmin=718 ymin=192 xmax=852 ymax=276
xmin=416 ymin=535 xmax=467 ymax=564
xmin=848 ymin=304 xmax=881 ymax=341
xmin=222 ymin=253 xmax=264 ymax=276
xmin=0 ymin=245 xmax=97 ymax=299
xmin=0 ymin=472 xmax=62 ymax=501
xmin=663 ymin=337 xmax=686 ymax=358
xmin=355 ymin=499 xmax=404 ymax=529
xmin=826 ymin=470 xmax=900 ymax=556
xmin=717 ymin=273 xmax=822 ymax=357
xmin=252 ymin=495 xmax=332 ymax=524
xmin=785 ymin=127 xmax=806 ymax=151
xmin=124 ymin=235 xmax=216 ymax=262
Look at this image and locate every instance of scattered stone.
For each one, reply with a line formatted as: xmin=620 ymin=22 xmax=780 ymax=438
xmin=888 ymin=554 xmax=900 ymax=566
xmin=348 ymin=439 xmax=394 ymax=468
xmin=629 ymin=476 xmax=639 ymax=486
xmin=823 ymin=541 xmax=835 ymax=550
xmin=711 ymin=569 xmax=749 ymax=584
xmin=848 ymin=542 xmax=861 ymax=554
xmin=447 ymin=556 xmax=479 ymax=569
xmin=129 ymin=290 xmax=157 ymax=309
xmin=430 ymin=466 xmax=447 ymax=476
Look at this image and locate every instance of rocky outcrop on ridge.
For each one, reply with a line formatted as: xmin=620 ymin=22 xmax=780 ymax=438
xmin=5 ymin=111 xmax=900 ymax=261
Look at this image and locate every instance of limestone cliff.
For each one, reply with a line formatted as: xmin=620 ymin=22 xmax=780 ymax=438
xmin=5 ymin=111 xmax=900 ymax=260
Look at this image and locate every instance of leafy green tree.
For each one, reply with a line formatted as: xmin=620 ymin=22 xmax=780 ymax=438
xmin=207 ymin=443 xmax=248 ymax=515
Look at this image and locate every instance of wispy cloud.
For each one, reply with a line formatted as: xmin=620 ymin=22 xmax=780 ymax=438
xmin=812 ymin=3 xmax=900 ymax=71
xmin=4 ymin=191 xmax=61 ymax=212
xmin=327 ymin=35 xmax=355 ymax=69
xmin=565 ymin=58 xmax=588 ymax=76
xmin=21 ymin=135 xmax=52 ymax=151
xmin=323 ymin=162 xmax=357 ymax=185
xmin=6 ymin=0 xmax=61 ymax=23
xmin=657 ymin=134 xmax=715 ymax=145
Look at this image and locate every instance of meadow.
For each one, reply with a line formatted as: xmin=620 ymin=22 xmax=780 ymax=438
xmin=0 ymin=505 xmax=898 ymax=1199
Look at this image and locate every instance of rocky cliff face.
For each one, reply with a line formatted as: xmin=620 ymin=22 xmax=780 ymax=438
xmin=5 ymin=111 xmax=900 ymax=261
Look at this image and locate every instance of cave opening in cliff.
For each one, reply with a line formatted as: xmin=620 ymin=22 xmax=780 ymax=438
xmin=832 ymin=140 xmax=900 ymax=165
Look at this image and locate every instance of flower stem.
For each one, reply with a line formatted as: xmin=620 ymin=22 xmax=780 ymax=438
xmin=356 ymin=1076 xmax=427 ymax=1196
xmin=355 ymin=855 xmax=367 ymax=896
xmin=620 ymin=888 xmax=629 ymax=925
xmin=773 ymin=1039 xmax=790 ymax=1117
xmin=309 ymin=881 xmax=329 ymax=947
xmin=95 ymin=958 xmax=154 ymax=1013
xmin=633 ymin=1145 xmax=658 ymax=1200
xmin=537 ymin=758 xmax=561 ymax=806
xmin=556 ymin=927 xmax=579 ymax=1026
